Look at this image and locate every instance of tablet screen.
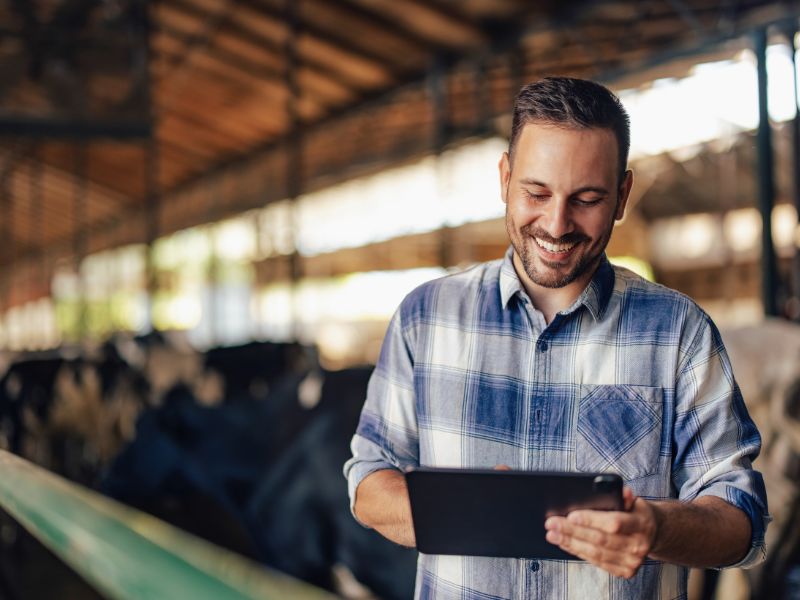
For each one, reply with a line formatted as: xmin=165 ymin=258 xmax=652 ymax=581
xmin=406 ymin=468 xmax=623 ymax=560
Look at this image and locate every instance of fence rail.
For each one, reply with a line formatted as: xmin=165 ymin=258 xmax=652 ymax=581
xmin=0 ymin=449 xmax=335 ymax=600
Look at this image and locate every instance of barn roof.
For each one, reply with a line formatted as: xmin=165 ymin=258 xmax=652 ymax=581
xmin=0 ymin=0 xmax=798 ymax=280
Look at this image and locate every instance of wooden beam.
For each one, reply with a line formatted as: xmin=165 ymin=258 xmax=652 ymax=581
xmin=161 ymin=0 xmax=385 ymax=94
xmin=341 ymin=0 xmax=487 ymax=50
xmin=238 ymin=0 xmax=412 ymax=76
xmin=0 ymin=116 xmax=150 ymax=139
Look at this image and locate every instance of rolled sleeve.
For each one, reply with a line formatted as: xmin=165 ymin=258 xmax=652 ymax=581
xmin=672 ymin=315 xmax=771 ymax=568
xmin=343 ymin=434 xmax=404 ymax=522
xmin=343 ymin=306 xmax=420 ymax=523
xmin=694 ymin=481 xmax=769 ymax=568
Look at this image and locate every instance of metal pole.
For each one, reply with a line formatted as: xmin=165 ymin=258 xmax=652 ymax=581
xmin=285 ymin=0 xmax=303 ymax=342
xmin=7 ymin=167 xmax=16 ymax=315
xmin=208 ymin=222 xmax=219 ymax=348
xmin=30 ymin=147 xmax=44 ymax=295
xmin=144 ymin=136 xmax=160 ymax=333
xmin=142 ymin=0 xmax=159 ymax=334
xmin=786 ymin=25 xmax=800 ymax=320
xmin=0 ymin=168 xmax=11 ymax=345
xmin=74 ymin=142 xmax=88 ymax=341
xmin=754 ymin=28 xmax=780 ymax=317
xmin=29 ymin=147 xmax=44 ymax=347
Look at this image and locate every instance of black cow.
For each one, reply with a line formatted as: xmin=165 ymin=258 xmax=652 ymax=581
xmin=102 ymin=362 xmax=417 ymax=599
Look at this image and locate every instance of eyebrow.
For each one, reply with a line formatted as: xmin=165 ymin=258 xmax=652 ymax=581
xmin=519 ymin=178 xmax=610 ymax=195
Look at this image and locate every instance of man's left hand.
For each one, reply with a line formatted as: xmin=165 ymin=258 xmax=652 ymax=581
xmin=544 ymin=488 xmax=658 ymax=579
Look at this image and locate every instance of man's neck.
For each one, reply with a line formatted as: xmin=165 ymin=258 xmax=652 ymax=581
xmin=511 ymin=253 xmax=598 ymax=324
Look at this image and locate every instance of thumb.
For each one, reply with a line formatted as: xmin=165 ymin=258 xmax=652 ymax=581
xmin=623 ymin=486 xmax=636 ymax=511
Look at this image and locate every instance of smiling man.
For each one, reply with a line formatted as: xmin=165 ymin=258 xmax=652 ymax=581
xmin=344 ymin=77 xmax=769 ymax=599
xmin=501 ymin=122 xmax=631 ymax=324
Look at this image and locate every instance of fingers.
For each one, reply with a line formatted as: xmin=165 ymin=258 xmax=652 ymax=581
xmin=545 ymin=524 xmax=645 ymax=579
xmin=566 ymin=509 xmax=655 ymax=552
xmin=565 ymin=509 xmax=639 ymax=535
xmin=548 ymin=518 xmax=632 ymax=552
xmin=544 ymin=510 xmax=653 ymax=580
xmin=494 ymin=464 xmax=512 ymax=470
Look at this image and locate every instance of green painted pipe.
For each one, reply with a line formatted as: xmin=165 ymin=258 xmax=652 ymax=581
xmin=0 ymin=450 xmax=336 ymax=600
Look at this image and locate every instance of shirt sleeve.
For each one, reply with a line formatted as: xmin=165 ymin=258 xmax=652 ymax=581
xmin=343 ymin=304 xmax=420 ymax=523
xmin=671 ymin=312 xmax=771 ymax=569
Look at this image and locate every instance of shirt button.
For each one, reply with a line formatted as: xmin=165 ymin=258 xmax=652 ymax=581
xmin=529 ymin=560 xmax=540 ymax=572
xmin=539 ymin=341 xmax=548 ymax=352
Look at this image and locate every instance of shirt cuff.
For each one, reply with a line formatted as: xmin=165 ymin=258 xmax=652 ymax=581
xmin=695 ymin=485 xmax=771 ymax=569
xmin=343 ymin=434 xmax=407 ymax=527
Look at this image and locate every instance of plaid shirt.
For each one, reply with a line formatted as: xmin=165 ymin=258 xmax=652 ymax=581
xmin=345 ymin=247 xmax=769 ymax=600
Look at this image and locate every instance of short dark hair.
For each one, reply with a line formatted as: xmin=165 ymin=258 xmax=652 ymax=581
xmin=509 ymin=77 xmax=631 ymax=181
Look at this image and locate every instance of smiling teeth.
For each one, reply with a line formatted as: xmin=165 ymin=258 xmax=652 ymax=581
xmin=535 ymin=238 xmax=576 ymax=253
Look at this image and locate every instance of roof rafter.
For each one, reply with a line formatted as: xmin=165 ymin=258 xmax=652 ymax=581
xmin=323 ymin=0 xmax=471 ymax=54
xmin=343 ymin=0 xmax=487 ymax=49
xmin=162 ymin=0 xmax=395 ymax=93
xmin=239 ymin=0 xmax=413 ymax=76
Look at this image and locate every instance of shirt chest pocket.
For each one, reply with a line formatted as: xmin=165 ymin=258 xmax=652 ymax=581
xmin=576 ymin=385 xmax=663 ymax=481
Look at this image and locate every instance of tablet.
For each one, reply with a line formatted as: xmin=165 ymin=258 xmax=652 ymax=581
xmin=405 ymin=468 xmax=623 ymax=560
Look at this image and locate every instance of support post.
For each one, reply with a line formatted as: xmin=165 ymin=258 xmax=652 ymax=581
xmin=754 ymin=28 xmax=780 ymax=317
xmin=74 ymin=142 xmax=88 ymax=341
xmin=142 ymin=0 xmax=159 ymax=334
xmin=144 ymin=136 xmax=160 ymax=333
xmin=285 ymin=0 xmax=303 ymax=341
xmin=0 ymin=169 xmax=11 ymax=344
xmin=785 ymin=25 xmax=800 ymax=320
xmin=29 ymin=147 xmax=45 ymax=347
xmin=207 ymin=217 xmax=219 ymax=348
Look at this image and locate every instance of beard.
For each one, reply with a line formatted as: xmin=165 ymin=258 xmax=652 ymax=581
xmin=508 ymin=218 xmax=614 ymax=290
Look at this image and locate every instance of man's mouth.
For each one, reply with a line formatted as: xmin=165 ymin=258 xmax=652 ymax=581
xmin=534 ymin=237 xmax=578 ymax=255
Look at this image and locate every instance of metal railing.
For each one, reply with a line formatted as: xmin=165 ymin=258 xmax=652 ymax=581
xmin=0 ymin=450 xmax=335 ymax=600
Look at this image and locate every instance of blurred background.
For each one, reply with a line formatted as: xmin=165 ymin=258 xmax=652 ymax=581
xmin=0 ymin=0 xmax=799 ymax=599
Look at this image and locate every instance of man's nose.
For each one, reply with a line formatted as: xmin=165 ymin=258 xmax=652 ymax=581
xmin=541 ymin=198 xmax=573 ymax=239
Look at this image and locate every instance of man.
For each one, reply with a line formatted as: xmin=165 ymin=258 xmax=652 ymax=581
xmin=344 ymin=77 xmax=769 ymax=599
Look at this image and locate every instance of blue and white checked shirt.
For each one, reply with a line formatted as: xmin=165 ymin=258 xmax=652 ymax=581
xmin=345 ymin=247 xmax=769 ymax=600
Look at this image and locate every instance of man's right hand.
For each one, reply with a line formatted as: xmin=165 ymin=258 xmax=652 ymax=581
xmin=353 ymin=469 xmax=417 ymax=548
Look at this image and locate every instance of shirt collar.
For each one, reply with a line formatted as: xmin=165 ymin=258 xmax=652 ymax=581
xmin=498 ymin=246 xmax=615 ymax=321
xmin=499 ymin=246 xmax=524 ymax=309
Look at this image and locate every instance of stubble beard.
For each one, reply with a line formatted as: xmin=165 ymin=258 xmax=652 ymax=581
xmin=507 ymin=215 xmax=614 ymax=290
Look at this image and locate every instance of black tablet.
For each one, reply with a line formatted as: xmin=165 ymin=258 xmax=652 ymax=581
xmin=405 ymin=468 xmax=623 ymax=560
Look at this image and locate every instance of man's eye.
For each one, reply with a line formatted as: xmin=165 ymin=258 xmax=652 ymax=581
xmin=575 ymin=197 xmax=602 ymax=206
xmin=525 ymin=191 xmax=549 ymax=201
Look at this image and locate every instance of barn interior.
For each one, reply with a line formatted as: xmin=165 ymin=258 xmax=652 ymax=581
xmin=0 ymin=1 xmax=799 ymax=599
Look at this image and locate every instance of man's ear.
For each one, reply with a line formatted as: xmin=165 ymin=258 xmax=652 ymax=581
xmin=499 ymin=152 xmax=511 ymax=204
xmin=615 ymin=169 xmax=634 ymax=221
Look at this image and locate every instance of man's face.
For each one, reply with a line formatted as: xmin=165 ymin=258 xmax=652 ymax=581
xmin=499 ymin=122 xmax=633 ymax=293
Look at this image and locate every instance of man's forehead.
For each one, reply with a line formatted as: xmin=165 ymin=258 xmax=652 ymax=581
xmin=512 ymin=122 xmax=619 ymax=179
xmin=517 ymin=120 xmax=618 ymax=146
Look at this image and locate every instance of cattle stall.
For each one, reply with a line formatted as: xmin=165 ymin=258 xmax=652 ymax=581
xmin=1 ymin=1 xmax=800 ymax=599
